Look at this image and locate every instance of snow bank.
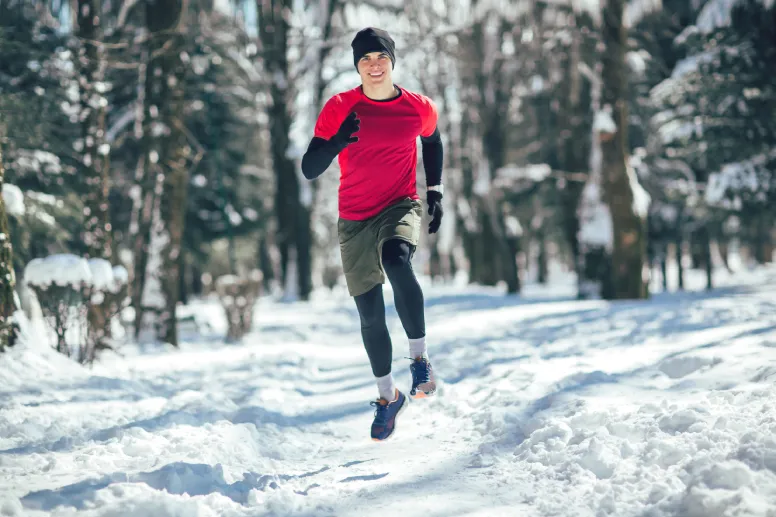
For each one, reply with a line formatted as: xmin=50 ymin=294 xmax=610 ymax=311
xmin=2 ymin=183 xmax=24 ymax=217
xmin=2 ymin=267 xmax=776 ymax=516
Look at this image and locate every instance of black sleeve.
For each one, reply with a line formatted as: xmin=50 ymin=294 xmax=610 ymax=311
xmin=420 ymin=127 xmax=443 ymax=187
xmin=301 ymin=137 xmax=341 ymax=180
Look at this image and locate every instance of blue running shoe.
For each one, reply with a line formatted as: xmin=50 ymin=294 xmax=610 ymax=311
xmin=409 ymin=357 xmax=437 ymax=399
xmin=370 ymin=389 xmax=408 ymax=441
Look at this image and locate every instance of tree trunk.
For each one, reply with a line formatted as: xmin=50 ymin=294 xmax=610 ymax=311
xmin=702 ymin=226 xmax=712 ymax=290
xmin=675 ymin=236 xmax=684 ymax=290
xmin=77 ymin=0 xmax=114 ymax=355
xmin=77 ymin=0 xmax=112 ymax=261
xmin=600 ymin=0 xmax=648 ymax=300
xmin=257 ymin=234 xmax=274 ymax=293
xmin=0 ymin=142 xmax=17 ymax=351
xmin=139 ymin=0 xmax=188 ymax=345
xmin=258 ymin=0 xmax=311 ymax=300
xmin=557 ymin=16 xmax=592 ymax=286
xmin=455 ymin=17 xmax=521 ymax=293
xmin=717 ymin=238 xmax=732 ymax=272
xmin=130 ymin=153 xmax=153 ymax=339
xmin=129 ymin=48 xmax=152 ymax=338
xmin=537 ymin=233 xmax=548 ymax=285
xmin=755 ymin=213 xmax=773 ymax=264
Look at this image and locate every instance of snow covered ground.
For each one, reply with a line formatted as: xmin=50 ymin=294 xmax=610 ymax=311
xmin=2 ymin=265 xmax=776 ymax=516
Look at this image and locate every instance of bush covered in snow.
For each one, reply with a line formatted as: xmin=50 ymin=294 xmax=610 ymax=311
xmin=209 ymin=270 xmax=262 ymax=343
xmin=23 ymin=254 xmax=128 ymax=363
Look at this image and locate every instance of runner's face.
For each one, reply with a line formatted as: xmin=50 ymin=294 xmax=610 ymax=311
xmin=358 ymin=52 xmax=392 ymax=86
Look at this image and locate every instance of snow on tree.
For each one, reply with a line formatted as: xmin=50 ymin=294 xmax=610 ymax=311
xmin=648 ymin=0 xmax=776 ymax=270
xmin=695 ymin=0 xmax=775 ymax=32
xmin=705 ymin=147 xmax=776 ymax=208
xmin=2 ymin=184 xmax=24 ymax=218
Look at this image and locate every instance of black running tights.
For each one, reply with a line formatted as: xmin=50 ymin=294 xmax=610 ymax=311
xmin=354 ymin=239 xmax=425 ymax=378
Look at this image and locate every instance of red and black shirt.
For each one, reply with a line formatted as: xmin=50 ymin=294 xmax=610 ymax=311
xmin=313 ymin=86 xmax=439 ymax=220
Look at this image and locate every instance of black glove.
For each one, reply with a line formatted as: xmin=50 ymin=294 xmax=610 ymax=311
xmin=427 ymin=190 xmax=443 ymax=234
xmin=331 ymin=112 xmax=360 ymax=150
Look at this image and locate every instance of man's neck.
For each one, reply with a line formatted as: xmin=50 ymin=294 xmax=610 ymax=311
xmin=362 ymin=83 xmax=399 ymax=101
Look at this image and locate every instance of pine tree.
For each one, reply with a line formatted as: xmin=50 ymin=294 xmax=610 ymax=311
xmin=649 ymin=0 xmax=776 ymax=274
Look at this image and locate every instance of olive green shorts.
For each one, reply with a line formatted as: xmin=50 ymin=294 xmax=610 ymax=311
xmin=338 ymin=197 xmax=423 ymax=297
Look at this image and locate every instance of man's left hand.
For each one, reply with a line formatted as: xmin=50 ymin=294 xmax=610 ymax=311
xmin=427 ymin=190 xmax=443 ymax=234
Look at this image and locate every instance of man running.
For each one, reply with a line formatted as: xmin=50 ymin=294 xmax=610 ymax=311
xmin=301 ymin=27 xmax=444 ymax=441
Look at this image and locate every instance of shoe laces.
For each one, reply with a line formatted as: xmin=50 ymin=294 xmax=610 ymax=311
xmin=370 ymin=399 xmax=389 ymax=426
xmin=409 ymin=357 xmax=431 ymax=386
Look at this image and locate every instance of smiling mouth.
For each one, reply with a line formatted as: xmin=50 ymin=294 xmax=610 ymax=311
xmin=368 ymin=72 xmax=384 ymax=78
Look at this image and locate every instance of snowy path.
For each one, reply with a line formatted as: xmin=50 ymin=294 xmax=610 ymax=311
xmin=2 ymin=269 xmax=776 ymax=516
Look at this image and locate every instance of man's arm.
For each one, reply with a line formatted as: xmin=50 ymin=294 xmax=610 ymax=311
xmin=301 ymin=111 xmax=360 ymax=180
xmin=301 ymin=137 xmax=341 ymax=180
xmin=421 ymin=127 xmax=443 ymax=186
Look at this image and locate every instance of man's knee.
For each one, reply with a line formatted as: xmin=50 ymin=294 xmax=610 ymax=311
xmin=382 ymin=239 xmax=413 ymax=272
xmin=355 ymin=286 xmax=384 ymax=328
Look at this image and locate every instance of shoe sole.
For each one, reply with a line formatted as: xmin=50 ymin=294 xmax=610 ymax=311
xmin=410 ymin=382 xmax=437 ymax=399
xmin=371 ymin=395 xmax=409 ymax=442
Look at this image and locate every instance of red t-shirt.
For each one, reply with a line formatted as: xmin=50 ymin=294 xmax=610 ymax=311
xmin=314 ymin=86 xmax=438 ymax=220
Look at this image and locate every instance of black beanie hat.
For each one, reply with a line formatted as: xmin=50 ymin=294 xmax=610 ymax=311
xmin=351 ymin=27 xmax=395 ymax=70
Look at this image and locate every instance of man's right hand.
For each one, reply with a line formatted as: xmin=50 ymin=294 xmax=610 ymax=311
xmin=332 ymin=112 xmax=360 ymax=149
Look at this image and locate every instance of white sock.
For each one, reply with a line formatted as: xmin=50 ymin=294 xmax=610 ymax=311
xmin=376 ymin=373 xmax=397 ymax=402
xmin=409 ymin=337 xmax=427 ymax=360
